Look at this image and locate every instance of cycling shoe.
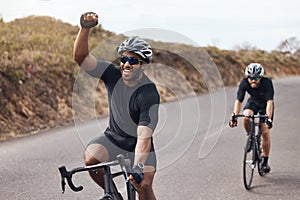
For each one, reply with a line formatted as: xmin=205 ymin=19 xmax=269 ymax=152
xmin=260 ymin=159 xmax=271 ymax=174
xmin=262 ymin=164 xmax=271 ymax=173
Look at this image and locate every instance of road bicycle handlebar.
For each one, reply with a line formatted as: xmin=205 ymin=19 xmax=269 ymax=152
xmin=231 ymin=113 xmax=268 ymax=121
xmin=58 ymin=154 xmax=131 ymax=193
xmin=58 ymin=165 xmax=84 ymax=192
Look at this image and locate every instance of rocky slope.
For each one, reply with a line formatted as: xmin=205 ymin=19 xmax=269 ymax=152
xmin=1 ymin=16 xmax=299 ymax=141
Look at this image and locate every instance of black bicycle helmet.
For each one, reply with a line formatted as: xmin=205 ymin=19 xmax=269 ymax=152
xmin=117 ymin=37 xmax=152 ymax=63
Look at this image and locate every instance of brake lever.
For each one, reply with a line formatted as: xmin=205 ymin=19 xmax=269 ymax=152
xmin=116 ymin=154 xmax=138 ymax=191
xmin=129 ymin=181 xmax=138 ymax=191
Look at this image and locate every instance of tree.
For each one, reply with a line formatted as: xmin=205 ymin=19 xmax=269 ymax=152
xmin=233 ymin=41 xmax=257 ymax=51
xmin=277 ymin=37 xmax=300 ymax=54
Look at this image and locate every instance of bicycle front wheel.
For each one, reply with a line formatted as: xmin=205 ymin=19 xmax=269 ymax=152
xmin=256 ymin=135 xmax=265 ymax=177
xmin=243 ymin=136 xmax=255 ymax=190
xmin=100 ymin=195 xmax=113 ymax=200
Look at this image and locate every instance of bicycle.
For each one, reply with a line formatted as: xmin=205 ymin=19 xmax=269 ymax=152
xmin=58 ymin=154 xmax=137 ymax=200
xmin=232 ymin=112 xmax=268 ymax=190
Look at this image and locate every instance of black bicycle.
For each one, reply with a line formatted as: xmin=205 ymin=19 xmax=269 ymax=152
xmin=58 ymin=154 xmax=137 ymax=200
xmin=232 ymin=113 xmax=268 ymax=190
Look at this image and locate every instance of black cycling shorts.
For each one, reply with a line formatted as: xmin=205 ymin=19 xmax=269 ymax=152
xmin=244 ymin=99 xmax=274 ymax=121
xmin=88 ymin=134 xmax=157 ymax=169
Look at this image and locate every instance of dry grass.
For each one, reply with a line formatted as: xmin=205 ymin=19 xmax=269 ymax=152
xmin=0 ymin=16 xmax=299 ymax=140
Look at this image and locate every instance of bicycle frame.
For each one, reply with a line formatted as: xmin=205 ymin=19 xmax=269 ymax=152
xmin=58 ymin=154 xmax=136 ymax=200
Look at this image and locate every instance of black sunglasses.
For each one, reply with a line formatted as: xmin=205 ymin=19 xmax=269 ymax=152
xmin=120 ymin=56 xmax=143 ymax=65
xmin=248 ymin=76 xmax=260 ymax=81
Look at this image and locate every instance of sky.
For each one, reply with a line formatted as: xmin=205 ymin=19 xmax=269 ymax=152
xmin=1 ymin=0 xmax=300 ymax=51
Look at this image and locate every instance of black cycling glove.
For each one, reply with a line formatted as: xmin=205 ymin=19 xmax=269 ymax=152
xmin=131 ymin=165 xmax=144 ymax=184
xmin=80 ymin=12 xmax=98 ymax=29
xmin=229 ymin=113 xmax=238 ymax=127
xmin=266 ymin=118 xmax=273 ymax=129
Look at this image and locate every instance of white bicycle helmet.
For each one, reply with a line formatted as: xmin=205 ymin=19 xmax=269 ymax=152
xmin=117 ymin=37 xmax=152 ymax=63
xmin=245 ymin=63 xmax=264 ymax=77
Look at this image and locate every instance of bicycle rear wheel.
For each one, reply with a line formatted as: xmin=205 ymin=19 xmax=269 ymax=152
xmin=243 ymin=136 xmax=255 ymax=190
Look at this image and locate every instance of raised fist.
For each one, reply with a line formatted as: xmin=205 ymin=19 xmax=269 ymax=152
xmin=80 ymin=12 xmax=98 ymax=29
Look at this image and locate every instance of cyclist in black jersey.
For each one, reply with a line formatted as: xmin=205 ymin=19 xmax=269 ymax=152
xmin=229 ymin=63 xmax=274 ymax=174
xmin=73 ymin=12 xmax=159 ymax=200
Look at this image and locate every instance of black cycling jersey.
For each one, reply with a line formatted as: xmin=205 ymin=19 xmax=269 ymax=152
xmin=86 ymin=60 xmax=160 ymax=151
xmin=237 ymin=77 xmax=274 ymax=108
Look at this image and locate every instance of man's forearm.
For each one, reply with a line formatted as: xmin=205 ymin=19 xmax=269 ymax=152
xmin=73 ymin=28 xmax=90 ymax=66
xmin=134 ymin=126 xmax=153 ymax=165
xmin=233 ymin=99 xmax=242 ymax=115
xmin=134 ymin=138 xmax=151 ymax=165
xmin=266 ymin=100 xmax=274 ymax=118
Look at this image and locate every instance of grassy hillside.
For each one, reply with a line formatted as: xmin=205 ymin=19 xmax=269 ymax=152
xmin=0 ymin=16 xmax=299 ymax=140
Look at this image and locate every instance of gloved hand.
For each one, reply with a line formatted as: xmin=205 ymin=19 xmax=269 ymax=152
xmin=229 ymin=113 xmax=238 ymax=127
xmin=130 ymin=165 xmax=144 ymax=184
xmin=80 ymin=12 xmax=98 ymax=29
xmin=266 ymin=118 xmax=273 ymax=129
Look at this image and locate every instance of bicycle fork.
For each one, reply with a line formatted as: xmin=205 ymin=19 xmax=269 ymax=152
xmin=249 ymin=122 xmax=257 ymax=169
xmin=102 ymin=166 xmax=122 ymax=200
xmin=250 ymin=137 xmax=256 ymax=170
xmin=250 ymin=134 xmax=262 ymax=170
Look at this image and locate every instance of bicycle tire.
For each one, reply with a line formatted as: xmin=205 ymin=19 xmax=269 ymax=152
xmin=100 ymin=188 xmax=123 ymax=200
xmin=256 ymin=135 xmax=265 ymax=177
xmin=100 ymin=195 xmax=113 ymax=200
xmin=243 ymin=136 xmax=255 ymax=190
xmin=101 ymin=193 xmax=124 ymax=200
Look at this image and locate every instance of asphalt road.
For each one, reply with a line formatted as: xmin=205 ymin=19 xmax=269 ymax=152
xmin=1 ymin=76 xmax=300 ymax=200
